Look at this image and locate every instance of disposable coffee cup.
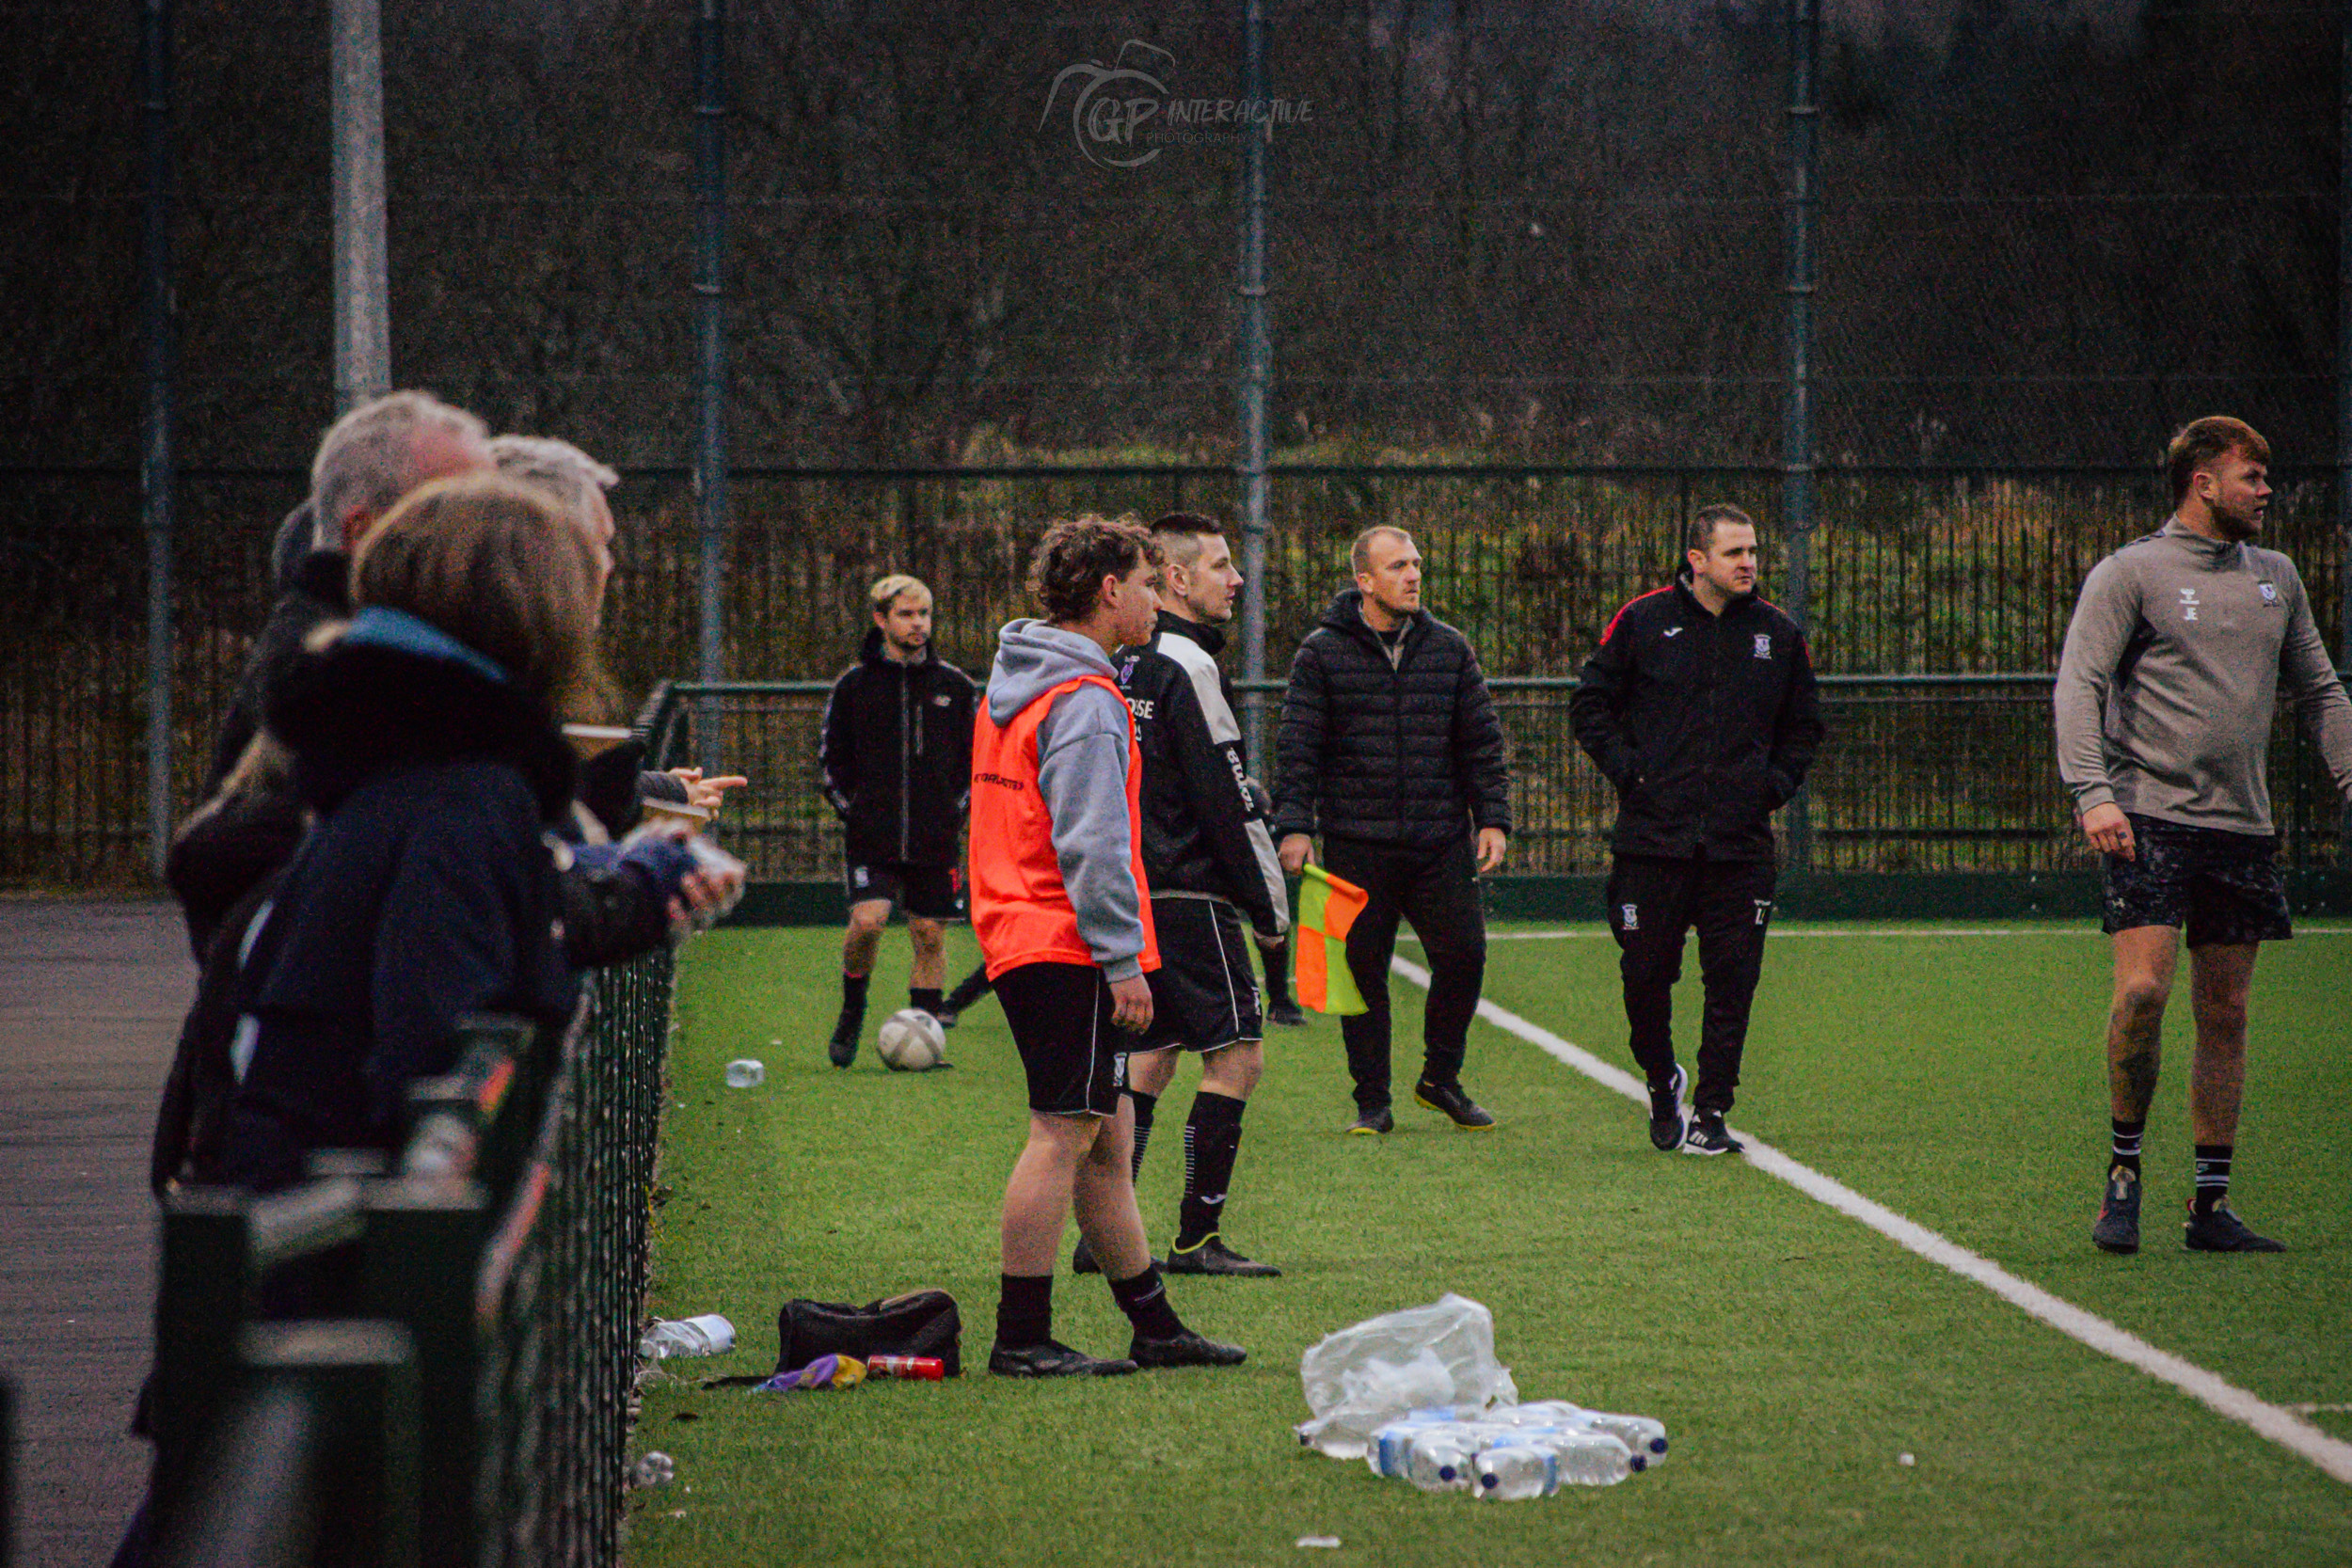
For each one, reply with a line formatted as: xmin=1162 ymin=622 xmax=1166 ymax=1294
xmin=725 ymin=1058 xmax=765 ymax=1087
xmin=562 ymin=723 xmax=632 ymax=759
xmin=642 ymin=799 xmax=712 ymax=829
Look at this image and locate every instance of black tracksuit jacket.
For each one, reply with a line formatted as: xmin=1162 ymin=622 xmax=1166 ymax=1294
xmin=1113 ymin=610 xmax=1291 ymax=941
xmin=818 ymin=629 xmax=978 ymax=867
xmin=1273 ymin=590 xmax=1511 ymax=848
xmin=1569 ymin=571 xmax=1826 ymax=862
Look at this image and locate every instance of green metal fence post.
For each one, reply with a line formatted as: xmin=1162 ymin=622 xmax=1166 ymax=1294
xmin=153 ymin=1189 xmax=252 ymax=1518
xmin=363 ymin=1181 xmax=488 ymax=1568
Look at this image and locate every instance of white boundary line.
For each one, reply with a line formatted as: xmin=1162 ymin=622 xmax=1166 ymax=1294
xmin=1389 ymin=954 xmax=2352 ymax=1486
xmin=1407 ymin=927 xmax=2352 ymax=942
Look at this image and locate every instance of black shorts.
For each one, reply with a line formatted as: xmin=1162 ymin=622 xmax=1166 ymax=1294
xmin=993 ymin=961 xmax=1129 ymax=1117
xmin=1137 ymin=898 xmax=1263 ymax=1054
xmin=843 ymin=860 xmax=963 ymax=921
xmin=2101 ymin=815 xmax=2292 ymax=947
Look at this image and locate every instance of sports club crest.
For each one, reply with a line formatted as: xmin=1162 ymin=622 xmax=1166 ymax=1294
xmin=1619 ymin=903 xmax=1640 ymax=931
xmin=1753 ymin=633 xmax=1772 ymax=659
xmin=2257 ymin=580 xmax=2279 ymax=606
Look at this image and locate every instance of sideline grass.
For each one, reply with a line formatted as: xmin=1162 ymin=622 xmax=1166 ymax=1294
xmin=625 ymin=922 xmax=2352 ymax=1566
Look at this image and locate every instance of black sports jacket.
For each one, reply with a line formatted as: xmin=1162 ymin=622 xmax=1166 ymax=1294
xmin=1273 ymin=590 xmax=1511 ymax=849
xmin=818 ymin=629 xmax=978 ymax=867
xmin=1113 ymin=611 xmax=1290 ymax=940
xmin=1569 ymin=571 xmax=1825 ymax=863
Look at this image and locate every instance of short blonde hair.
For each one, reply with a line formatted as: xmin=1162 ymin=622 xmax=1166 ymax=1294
xmin=488 ymin=435 xmax=618 ymax=531
xmin=869 ymin=574 xmax=932 ymax=614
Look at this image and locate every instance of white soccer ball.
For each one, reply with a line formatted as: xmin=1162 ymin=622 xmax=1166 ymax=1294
xmin=875 ymin=1008 xmax=946 ymax=1071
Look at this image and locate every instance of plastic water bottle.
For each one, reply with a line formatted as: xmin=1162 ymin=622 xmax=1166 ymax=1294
xmin=1367 ymin=1421 xmax=1475 ymax=1491
xmin=1502 ymin=1402 xmax=1669 ymax=1467
xmin=1473 ymin=1441 xmax=1559 ymax=1500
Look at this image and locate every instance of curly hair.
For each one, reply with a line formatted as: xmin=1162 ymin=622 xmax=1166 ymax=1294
xmin=1026 ymin=514 xmax=1160 ymax=623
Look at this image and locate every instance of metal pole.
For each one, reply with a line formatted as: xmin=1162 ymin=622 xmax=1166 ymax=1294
xmin=2338 ymin=3 xmax=2351 ymax=671
xmin=141 ymin=0 xmax=175 ymax=879
xmin=1783 ymin=0 xmax=1820 ymax=872
xmin=329 ymin=0 xmax=389 ymax=409
xmin=1237 ymin=0 xmax=1271 ymax=771
xmin=694 ymin=0 xmax=729 ymax=692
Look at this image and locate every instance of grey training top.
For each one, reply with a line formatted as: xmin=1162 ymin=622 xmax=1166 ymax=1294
xmin=2054 ymin=517 xmax=2352 ymax=836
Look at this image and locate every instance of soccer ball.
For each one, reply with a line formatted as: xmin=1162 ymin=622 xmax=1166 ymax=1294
xmin=875 ymin=1008 xmax=946 ymax=1071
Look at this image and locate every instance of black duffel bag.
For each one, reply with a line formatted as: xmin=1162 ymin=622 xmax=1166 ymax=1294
xmin=773 ymin=1290 xmax=963 ymax=1378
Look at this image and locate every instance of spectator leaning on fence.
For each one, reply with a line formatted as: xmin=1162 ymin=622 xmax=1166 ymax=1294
xmin=489 ymin=434 xmax=746 ymax=835
xmin=817 ymin=573 xmax=982 ymax=1067
xmin=1274 ymin=525 xmax=1511 ymax=1135
xmin=204 ymin=472 xmax=605 ymax=1196
xmin=169 ymin=391 xmax=494 ymax=964
xmin=1568 ymin=503 xmax=1824 ymax=1158
xmin=2056 ymin=416 xmax=2352 ymax=1258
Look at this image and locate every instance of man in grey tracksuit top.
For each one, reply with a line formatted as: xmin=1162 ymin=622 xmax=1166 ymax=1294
xmin=2055 ymin=416 xmax=2352 ymax=1257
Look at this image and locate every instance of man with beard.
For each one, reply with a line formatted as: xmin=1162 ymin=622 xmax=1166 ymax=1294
xmin=2058 ymin=417 xmax=2352 ymax=1255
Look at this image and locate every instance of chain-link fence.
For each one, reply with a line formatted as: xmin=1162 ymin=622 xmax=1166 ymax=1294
xmin=6 ymin=462 xmax=2344 ymax=887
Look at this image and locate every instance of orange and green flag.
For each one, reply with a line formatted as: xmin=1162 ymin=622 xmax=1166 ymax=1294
xmin=1293 ymin=863 xmax=1369 ymax=1016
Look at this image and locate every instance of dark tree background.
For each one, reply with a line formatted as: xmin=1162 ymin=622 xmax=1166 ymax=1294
xmin=2 ymin=0 xmax=2338 ymax=470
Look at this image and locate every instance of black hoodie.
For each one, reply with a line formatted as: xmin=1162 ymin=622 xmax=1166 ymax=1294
xmin=818 ymin=627 xmax=978 ymax=867
xmin=1273 ymin=589 xmax=1511 ymax=849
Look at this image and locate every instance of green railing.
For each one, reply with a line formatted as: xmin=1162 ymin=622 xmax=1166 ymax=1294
xmin=637 ymin=674 xmax=2350 ymax=886
xmin=151 ymin=949 xmax=674 ymax=1567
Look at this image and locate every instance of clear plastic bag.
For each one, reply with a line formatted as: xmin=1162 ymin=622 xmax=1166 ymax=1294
xmin=1295 ymin=1294 xmax=1518 ymax=1459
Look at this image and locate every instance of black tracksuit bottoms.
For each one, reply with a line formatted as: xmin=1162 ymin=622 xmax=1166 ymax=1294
xmin=1322 ymin=833 xmax=1486 ymax=1114
xmin=1605 ymin=852 xmax=1777 ymax=1117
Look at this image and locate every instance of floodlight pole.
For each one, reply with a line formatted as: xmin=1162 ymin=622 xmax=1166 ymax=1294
xmin=1237 ymin=0 xmax=1271 ymax=770
xmin=1782 ymin=0 xmax=1820 ymax=873
xmin=693 ymin=0 xmax=730 ymax=770
xmin=140 ymin=0 xmax=175 ymax=879
xmin=329 ymin=0 xmax=390 ymax=409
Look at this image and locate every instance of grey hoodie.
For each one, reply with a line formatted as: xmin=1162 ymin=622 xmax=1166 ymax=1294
xmin=985 ymin=618 xmax=1151 ymax=981
xmin=2055 ymin=518 xmax=2352 ymax=835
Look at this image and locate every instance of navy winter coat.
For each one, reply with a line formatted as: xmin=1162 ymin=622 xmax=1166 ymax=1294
xmin=214 ymin=610 xmax=580 ymax=1192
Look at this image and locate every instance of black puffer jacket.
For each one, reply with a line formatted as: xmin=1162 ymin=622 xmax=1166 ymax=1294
xmin=1569 ymin=571 xmax=1825 ymax=862
xmin=1274 ymin=590 xmax=1511 ymax=848
xmin=211 ymin=610 xmax=581 ymax=1193
xmin=203 ymin=534 xmax=350 ymax=799
xmin=818 ymin=629 xmax=978 ymax=867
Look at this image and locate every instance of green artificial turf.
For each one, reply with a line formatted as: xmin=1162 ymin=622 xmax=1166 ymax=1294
xmin=625 ymin=921 xmax=2352 ymax=1566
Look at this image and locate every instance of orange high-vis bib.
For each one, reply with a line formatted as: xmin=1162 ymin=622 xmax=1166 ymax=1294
xmin=969 ymin=673 xmax=1159 ymax=980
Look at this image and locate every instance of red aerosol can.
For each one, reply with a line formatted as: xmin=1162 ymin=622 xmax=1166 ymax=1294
xmin=865 ymin=1354 xmax=946 ymax=1380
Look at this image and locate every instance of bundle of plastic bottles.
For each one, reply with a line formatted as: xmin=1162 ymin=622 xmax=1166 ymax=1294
xmin=1363 ymin=1401 xmax=1670 ymax=1499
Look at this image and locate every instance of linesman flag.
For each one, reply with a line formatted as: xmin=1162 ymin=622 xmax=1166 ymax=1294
xmin=1293 ymin=863 xmax=1369 ymax=1016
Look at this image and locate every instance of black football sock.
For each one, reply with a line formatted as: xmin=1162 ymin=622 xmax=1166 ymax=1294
xmin=1127 ymin=1089 xmax=1159 ymax=1182
xmin=1261 ymin=936 xmax=1295 ymax=1007
xmin=995 ymin=1273 xmax=1054 ymax=1349
xmin=2109 ymin=1117 xmax=2145 ymax=1175
xmin=1107 ymin=1262 xmax=1185 ymax=1340
xmin=2192 ymin=1144 xmax=2233 ymax=1215
xmin=834 ymin=973 xmax=869 ymax=1035
xmin=910 ymin=987 xmax=944 ymax=1016
xmin=1176 ymin=1092 xmax=1248 ymax=1251
xmin=945 ymin=964 xmax=993 ymax=1012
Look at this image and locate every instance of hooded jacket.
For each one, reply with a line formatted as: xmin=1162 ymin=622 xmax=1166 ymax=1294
xmin=818 ymin=627 xmax=979 ymax=867
xmin=1569 ymin=569 xmax=1824 ymax=862
xmin=969 ymin=619 xmax=1157 ymax=981
xmin=1114 ymin=610 xmax=1289 ymax=939
xmin=1273 ymin=590 xmax=1511 ymax=848
xmin=210 ymin=609 xmax=580 ymax=1192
